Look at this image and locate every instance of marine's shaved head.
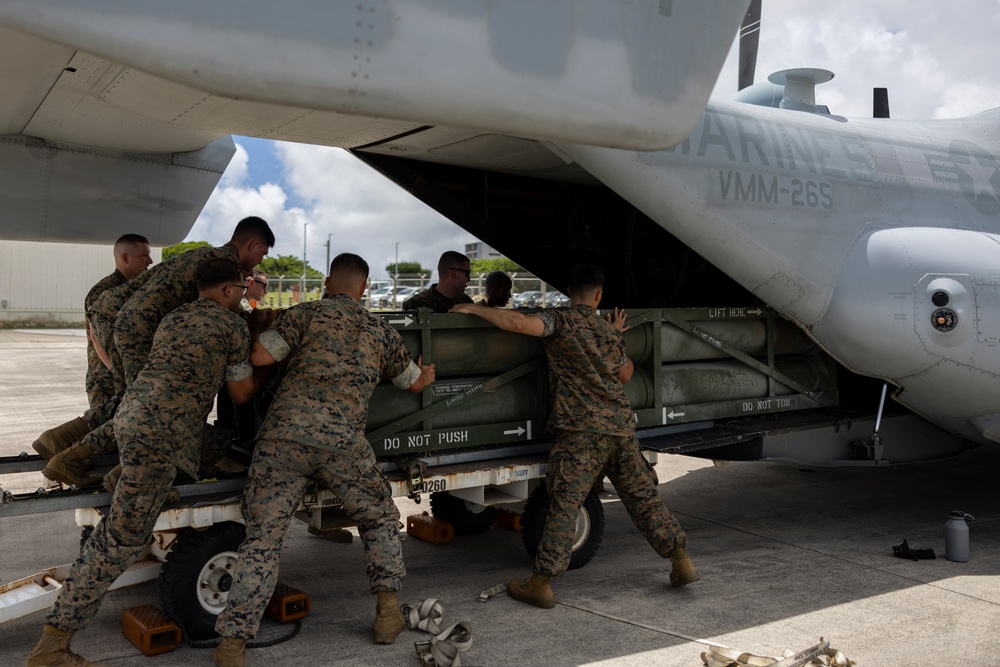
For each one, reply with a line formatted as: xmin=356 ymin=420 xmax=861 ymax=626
xmin=326 ymin=253 xmax=369 ymax=300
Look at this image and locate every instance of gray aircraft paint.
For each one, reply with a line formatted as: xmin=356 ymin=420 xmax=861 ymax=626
xmin=556 ymin=96 xmax=1000 ymax=446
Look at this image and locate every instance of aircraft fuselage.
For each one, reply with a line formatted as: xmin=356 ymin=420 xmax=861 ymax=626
xmin=558 ymin=98 xmax=1000 ymax=445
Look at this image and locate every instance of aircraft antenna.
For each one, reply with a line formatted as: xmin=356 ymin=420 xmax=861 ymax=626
xmin=873 ymin=87 xmax=890 ymax=118
xmin=738 ymin=0 xmax=762 ymax=90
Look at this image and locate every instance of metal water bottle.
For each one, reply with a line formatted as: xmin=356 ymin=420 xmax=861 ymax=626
xmin=945 ymin=510 xmax=974 ymax=562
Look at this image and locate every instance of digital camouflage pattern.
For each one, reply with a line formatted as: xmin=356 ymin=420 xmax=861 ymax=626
xmin=218 ymin=294 xmax=415 ymax=639
xmin=216 ymin=437 xmax=404 ymax=638
xmin=46 ymin=432 xmax=177 ymax=630
xmin=401 ymin=284 xmax=473 ymax=312
xmin=47 ymin=280 xmax=252 ymax=634
xmin=78 ymin=421 xmax=117 ymax=457
xmin=88 ymin=268 xmax=157 ymax=394
xmin=114 ymin=297 xmax=251 ymax=478
xmin=114 ymin=243 xmax=240 ymax=384
xmin=536 ymin=305 xmax=633 ymax=436
xmin=531 ymin=304 xmax=687 ymax=576
xmin=77 ymin=418 xmax=229 ymax=461
xmin=80 ymin=394 xmax=120 ymax=432
xmin=255 ymin=294 xmax=412 ymax=451
xmin=535 ymin=430 xmax=686 ymax=576
xmin=83 ymin=269 xmax=126 ymax=407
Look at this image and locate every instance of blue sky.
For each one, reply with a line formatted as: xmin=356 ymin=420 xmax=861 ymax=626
xmin=184 ymin=0 xmax=1000 ymax=282
xmin=185 ymin=137 xmax=480 ymax=283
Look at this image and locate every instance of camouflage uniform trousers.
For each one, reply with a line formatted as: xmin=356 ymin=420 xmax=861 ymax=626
xmin=114 ymin=314 xmax=158 ymax=388
xmin=216 ymin=437 xmax=404 ymax=639
xmin=46 ymin=441 xmax=176 ymax=631
xmin=535 ymin=430 xmax=687 ymax=577
xmin=81 ymin=394 xmax=121 ymax=432
xmin=81 ymin=419 xmax=230 ymax=463
xmin=90 ymin=311 xmax=127 ymax=397
xmin=76 ymin=382 xmax=229 ymax=461
xmin=84 ymin=356 xmax=116 ymax=409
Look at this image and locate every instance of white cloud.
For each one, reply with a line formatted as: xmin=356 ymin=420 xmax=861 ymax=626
xmin=190 ymin=141 xmax=476 ymax=281
xmin=714 ymin=0 xmax=1000 ymax=119
xmin=275 ymin=143 xmax=475 ymax=280
xmin=186 ymin=144 xmax=295 ymax=247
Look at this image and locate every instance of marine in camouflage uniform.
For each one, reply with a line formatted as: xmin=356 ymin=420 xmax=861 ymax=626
xmin=83 ymin=234 xmax=153 ymax=407
xmin=401 ymin=283 xmax=474 ymax=311
xmin=114 ymin=243 xmax=241 ymax=385
xmin=531 ymin=305 xmax=686 ymax=575
xmin=114 ymin=215 xmax=274 ymax=387
xmin=401 ymin=250 xmax=474 ymax=312
xmin=30 ymin=259 xmax=257 ymax=666
xmin=217 ymin=252 xmax=434 ymax=648
xmin=451 ymin=264 xmax=696 ymax=608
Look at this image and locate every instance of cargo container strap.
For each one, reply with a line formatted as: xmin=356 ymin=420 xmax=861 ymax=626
xmin=660 ymin=311 xmax=832 ymax=405
xmin=403 ymin=598 xmax=472 ymax=666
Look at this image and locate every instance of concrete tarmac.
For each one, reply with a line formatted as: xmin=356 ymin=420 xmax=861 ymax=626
xmin=2 ymin=329 xmax=999 ymax=666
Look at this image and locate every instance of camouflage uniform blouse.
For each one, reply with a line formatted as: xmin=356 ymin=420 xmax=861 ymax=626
xmin=84 ymin=269 xmax=125 ymax=334
xmin=255 ymin=294 xmax=418 ymax=452
xmin=402 ymin=284 xmax=473 ymax=312
xmin=116 ymin=243 xmax=241 ymax=348
xmin=88 ymin=268 xmax=160 ymax=351
xmin=536 ymin=304 xmax=633 ymax=436
xmin=114 ymin=298 xmax=252 ymax=477
xmin=84 ymin=269 xmax=126 ymax=400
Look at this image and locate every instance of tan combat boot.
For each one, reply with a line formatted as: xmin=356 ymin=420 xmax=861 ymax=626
xmin=373 ymin=590 xmax=405 ymax=644
xmin=508 ymin=572 xmax=555 ymax=609
xmin=26 ymin=624 xmax=108 ymax=666
xmin=212 ymin=637 xmax=247 ymax=667
xmin=42 ymin=442 xmax=103 ymax=488
xmin=31 ymin=417 xmax=90 ymax=460
xmin=668 ymin=546 xmax=700 ymax=588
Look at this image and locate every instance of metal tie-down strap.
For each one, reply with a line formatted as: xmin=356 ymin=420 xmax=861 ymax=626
xmin=367 ymin=359 xmax=542 ymax=445
xmin=660 ymin=311 xmax=833 ymax=406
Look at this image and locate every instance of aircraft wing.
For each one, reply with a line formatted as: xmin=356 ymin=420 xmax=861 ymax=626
xmin=0 ymin=0 xmax=748 ymax=244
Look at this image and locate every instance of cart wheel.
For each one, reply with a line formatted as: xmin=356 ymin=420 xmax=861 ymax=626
xmin=521 ymin=485 xmax=604 ymax=570
xmin=429 ymin=492 xmax=500 ymax=535
xmin=159 ymin=521 xmax=245 ymax=640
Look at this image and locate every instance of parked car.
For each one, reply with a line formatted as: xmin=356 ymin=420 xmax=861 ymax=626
xmin=390 ymin=286 xmax=420 ymax=309
xmin=545 ymin=292 xmax=569 ymax=308
xmin=512 ymin=291 xmax=544 ymax=308
xmin=365 ymin=286 xmax=395 ymax=308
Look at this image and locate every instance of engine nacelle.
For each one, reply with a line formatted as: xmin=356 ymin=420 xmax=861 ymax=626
xmin=815 ymin=226 xmax=1000 ymax=444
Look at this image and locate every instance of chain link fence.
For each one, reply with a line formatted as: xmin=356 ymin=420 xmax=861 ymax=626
xmin=253 ymin=273 xmax=563 ymax=310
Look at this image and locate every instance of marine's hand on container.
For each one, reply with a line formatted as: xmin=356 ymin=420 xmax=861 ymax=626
xmin=608 ymin=307 xmax=630 ymax=333
xmin=408 ymin=355 xmax=436 ymax=393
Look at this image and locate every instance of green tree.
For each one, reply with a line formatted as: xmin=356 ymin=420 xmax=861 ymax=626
xmin=162 ymin=240 xmax=211 ymax=261
xmin=260 ymin=255 xmax=324 ymax=280
xmin=386 ymin=261 xmax=427 ymax=275
xmin=470 ymin=257 xmax=525 ymax=274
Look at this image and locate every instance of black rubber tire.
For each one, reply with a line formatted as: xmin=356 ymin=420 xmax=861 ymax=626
xmin=429 ymin=492 xmax=500 ymax=535
xmin=159 ymin=521 xmax=246 ymax=640
xmin=520 ymin=485 xmax=604 ymax=570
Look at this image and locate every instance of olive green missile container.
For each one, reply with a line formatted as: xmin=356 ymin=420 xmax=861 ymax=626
xmin=364 ymin=307 xmax=837 ymax=458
